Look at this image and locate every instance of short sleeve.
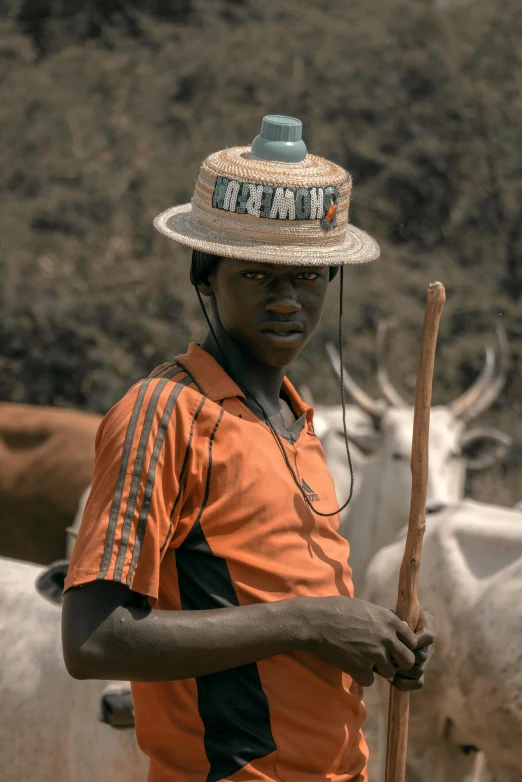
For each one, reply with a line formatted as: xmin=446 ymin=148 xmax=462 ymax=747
xmin=64 ymin=369 xmax=190 ymax=604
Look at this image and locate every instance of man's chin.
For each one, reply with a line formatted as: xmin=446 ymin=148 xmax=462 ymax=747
xmin=257 ymin=346 xmax=304 ymax=369
xmin=230 ymin=331 xmax=307 ymax=369
xmin=258 ymin=331 xmax=308 ymax=363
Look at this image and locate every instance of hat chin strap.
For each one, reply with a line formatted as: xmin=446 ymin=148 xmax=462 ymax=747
xmin=194 ymin=270 xmax=356 ymax=518
xmin=197 ymin=296 xmax=245 ymax=371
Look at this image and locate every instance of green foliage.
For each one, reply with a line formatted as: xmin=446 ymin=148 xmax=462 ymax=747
xmin=1 ymin=0 xmax=521 ymax=504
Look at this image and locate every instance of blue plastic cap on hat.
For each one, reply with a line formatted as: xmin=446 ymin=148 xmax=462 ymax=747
xmin=251 ymin=115 xmax=308 ymax=163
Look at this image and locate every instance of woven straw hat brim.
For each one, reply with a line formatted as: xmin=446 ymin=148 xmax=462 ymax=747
xmin=154 ymin=202 xmax=380 ymax=266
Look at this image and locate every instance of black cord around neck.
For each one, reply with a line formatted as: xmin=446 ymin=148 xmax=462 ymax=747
xmin=195 ymin=266 xmax=354 ymax=517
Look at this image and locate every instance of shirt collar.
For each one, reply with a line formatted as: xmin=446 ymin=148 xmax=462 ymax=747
xmin=281 ymin=376 xmax=314 ymax=426
xmin=175 ymin=343 xmax=246 ymax=403
xmin=175 ymin=344 xmax=314 ymax=428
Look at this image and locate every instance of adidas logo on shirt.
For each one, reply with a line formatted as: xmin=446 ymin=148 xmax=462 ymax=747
xmin=301 ymin=479 xmax=320 ymax=503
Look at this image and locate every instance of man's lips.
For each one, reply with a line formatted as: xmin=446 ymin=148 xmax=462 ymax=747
xmin=259 ymin=323 xmax=305 ymax=348
xmin=260 ymin=322 xmax=304 ymax=335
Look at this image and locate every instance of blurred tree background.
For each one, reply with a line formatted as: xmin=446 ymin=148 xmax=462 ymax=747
xmin=1 ymin=0 xmax=521 ymax=503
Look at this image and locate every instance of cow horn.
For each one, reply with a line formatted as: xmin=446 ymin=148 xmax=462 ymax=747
xmin=324 ymin=341 xmax=387 ymax=419
xmin=450 ymin=324 xmax=509 ymax=421
xmin=376 ymin=319 xmax=408 ymax=407
xmin=463 ymin=324 xmax=509 ymax=419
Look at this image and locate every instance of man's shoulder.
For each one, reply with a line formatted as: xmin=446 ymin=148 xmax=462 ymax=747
xmin=97 ymin=362 xmax=207 ymax=445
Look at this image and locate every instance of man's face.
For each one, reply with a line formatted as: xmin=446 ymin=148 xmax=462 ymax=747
xmin=202 ymin=259 xmax=330 ymax=368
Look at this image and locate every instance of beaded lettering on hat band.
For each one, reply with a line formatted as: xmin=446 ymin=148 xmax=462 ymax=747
xmin=212 ymin=176 xmax=340 ymax=231
xmin=320 ymin=187 xmax=339 ymax=232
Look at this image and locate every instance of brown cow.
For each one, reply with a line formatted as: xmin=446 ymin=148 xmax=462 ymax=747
xmin=0 ymin=403 xmax=102 ymax=564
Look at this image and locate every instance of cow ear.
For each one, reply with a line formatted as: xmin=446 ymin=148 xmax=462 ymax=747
xmin=460 ymin=427 xmax=512 ymax=471
xmin=35 ymin=560 xmax=69 ymax=606
xmin=347 ymin=427 xmax=383 ymax=456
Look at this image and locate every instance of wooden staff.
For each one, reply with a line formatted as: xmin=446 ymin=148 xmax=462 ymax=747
xmin=385 ymin=281 xmax=446 ymax=782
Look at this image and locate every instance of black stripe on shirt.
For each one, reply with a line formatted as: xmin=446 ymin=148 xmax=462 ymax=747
xmin=159 ymin=395 xmax=207 ymax=555
xmin=125 ymin=374 xmax=193 ymax=585
xmin=174 ymin=358 xmax=205 ymax=394
xmin=175 ymin=408 xmax=276 ymax=782
xmin=112 ymin=369 xmax=187 ymax=579
xmin=97 ymin=364 xmax=183 ymax=580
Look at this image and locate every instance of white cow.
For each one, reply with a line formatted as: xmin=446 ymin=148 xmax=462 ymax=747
xmin=365 ymin=500 xmax=522 ymax=782
xmin=305 ymin=395 xmax=377 ymax=508
xmin=322 ymin=323 xmax=511 ymax=590
xmin=0 ymin=555 xmax=149 ymax=782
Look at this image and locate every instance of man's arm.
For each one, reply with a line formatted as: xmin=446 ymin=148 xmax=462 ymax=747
xmin=62 ymin=581 xmax=433 ymax=688
xmin=62 ymin=581 xmax=309 ymax=682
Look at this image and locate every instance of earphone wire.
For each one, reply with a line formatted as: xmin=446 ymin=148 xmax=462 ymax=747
xmin=195 ymin=266 xmax=354 ymax=517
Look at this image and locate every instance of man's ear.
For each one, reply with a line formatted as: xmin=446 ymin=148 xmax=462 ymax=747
xmin=197 ymin=280 xmax=213 ymax=297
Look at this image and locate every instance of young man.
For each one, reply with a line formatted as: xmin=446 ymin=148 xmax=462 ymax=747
xmin=62 ymin=116 xmax=435 ymax=782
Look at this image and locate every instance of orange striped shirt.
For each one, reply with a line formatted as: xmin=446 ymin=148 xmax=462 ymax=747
xmin=65 ymin=343 xmax=368 ymax=782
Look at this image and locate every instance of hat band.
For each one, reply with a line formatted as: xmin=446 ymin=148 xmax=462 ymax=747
xmin=191 ymin=173 xmax=351 ymax=248
xmin=212 ymin=176 xmax=338 ymax=222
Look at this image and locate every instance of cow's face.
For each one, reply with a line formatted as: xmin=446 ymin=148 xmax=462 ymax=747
xmin=367 ymin=406 xmax=511 ymax=532
xmin=378 ymin=407 xmax=467 ymax=529
xmin=315 ymin=399 xmax=511 ymax=535
xmin=323 ymin=321 xmax=511 ymax=530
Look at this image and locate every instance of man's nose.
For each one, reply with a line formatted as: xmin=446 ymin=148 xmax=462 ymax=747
xmin=265 ymin=278 xmax=301 ymax=313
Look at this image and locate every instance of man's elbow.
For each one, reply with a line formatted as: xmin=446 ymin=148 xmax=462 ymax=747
xmin=62 ymin=641 xmax=94 ymax=680
xmin=62 ymin=627 xmax=105 ymax=680
xmin=61 ymin=598 xmax=113 ymax=680
xmin=61 ymin=581 xmax=139 ymax=681
xmin=64 ymin=658 xmax=91 ymax=680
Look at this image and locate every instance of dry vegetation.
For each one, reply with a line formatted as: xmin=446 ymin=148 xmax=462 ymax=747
xmin=1 ymin=0 xmax=521 ymax=503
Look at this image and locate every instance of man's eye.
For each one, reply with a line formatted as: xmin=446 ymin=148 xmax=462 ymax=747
xmin=244 ymin=272 xmax=267 ymax=280
xmin=298 ymin=272 xmax=319 ymax=280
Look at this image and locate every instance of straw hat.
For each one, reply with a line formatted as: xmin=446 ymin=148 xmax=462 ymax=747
xmin=154 ymin=115 xmax=379 ymax=266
